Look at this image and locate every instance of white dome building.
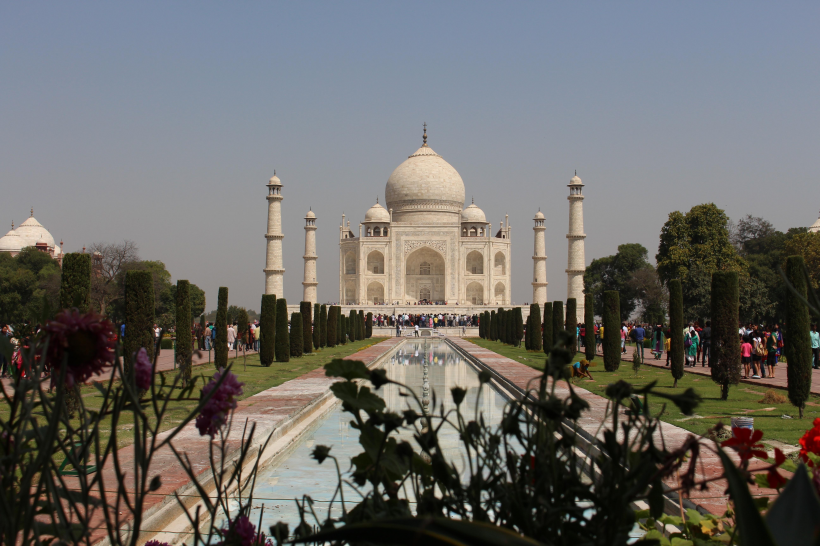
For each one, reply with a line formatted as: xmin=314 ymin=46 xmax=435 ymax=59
xmin=339 ymin=127 xmax=511 ymax=305
xmin=0 ymin=211 xmax=62 ymax=261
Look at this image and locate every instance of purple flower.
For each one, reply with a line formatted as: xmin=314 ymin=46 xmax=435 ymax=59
xmin=134 ymin=347 xmax=153 ymax=390
xmin=218 ymin=515 xmax=271 ymax=546
xmin=44 ymin=310 xmax=116 ymax=388
xmin=144 ymin=541 xmax=171 ymax=546
xmin=196 ymin=369 xmax=244 ymax=437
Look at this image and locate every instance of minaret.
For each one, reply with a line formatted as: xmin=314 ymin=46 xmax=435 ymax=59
xmin=566 ymin=172 xmax=586 ymax=318
xmin=532 ymin=209 xmax=547 ymax=306
xmin=264 ymin=172 xmax=284 ymax=296
xmin=302 ymin=209 xmax=318 ymax=304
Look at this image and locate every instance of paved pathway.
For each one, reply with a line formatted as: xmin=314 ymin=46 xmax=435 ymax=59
xmin=450 ymin=338 xmax=779 ymax=516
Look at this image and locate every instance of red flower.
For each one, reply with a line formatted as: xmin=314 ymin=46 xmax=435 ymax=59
xmin=799 ymin=418 xmax=820 ymax=465
xmin=721 ymin=427 xmax=767 ymax=461
xmin=44 ymin=310 xmax=116 ymax=388
xmin=766 ymin=448 xmax=788 ymax=489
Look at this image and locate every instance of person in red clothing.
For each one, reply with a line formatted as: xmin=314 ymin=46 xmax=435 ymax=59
xmin=740 ymin=336 xmax=753 ymax=379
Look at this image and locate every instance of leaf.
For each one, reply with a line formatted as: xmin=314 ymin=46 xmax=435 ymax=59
xmin=325 ymin=359 xmax=370 ymax=380
xmin=289 ymin=516 xmax=545 ymax=546
xmin=717 ymin=449 xmax=777 ymax=546
xmin=330 ymin=382 xmax=386 ymax=414
xmin=765 ymin=464 xmax=820 ymax=546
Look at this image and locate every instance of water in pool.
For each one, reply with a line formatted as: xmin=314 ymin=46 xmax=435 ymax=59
xmin=246 ymin=339 xmax=510 ymax=529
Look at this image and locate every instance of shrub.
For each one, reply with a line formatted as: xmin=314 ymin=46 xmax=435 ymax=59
xmin=275 ymin=298 xmax=289 ymax=362
xmin=301 ymin=302 xmax=313 ymax=354
xmin=340 ymin=314 xmax=347 ymax=345
xmin=358 ymin=310 xmax=365 ymax=341
xmin=320 ymin=304 xmax=328 ymax=347
xmin=313 ymin=303 xmax=321 ymax=349
xmin=711 ymin=272 xmax=740 ymax=400
xmin=584 ymin=294 xmax=595 ymax=361
xmin=542 ymin=302 xmax=553 ymax=354
xmin=124 ymin=270 xmax=155 ymax=375
xmin=530 ymin=304 xmax=542 ymax=351
xmin=785 ymin=256 xmax=812 ymax=418
xmin=506 ymin=309 xmax=514 ymax=345
xmin=602 ymin=291 xmax=621 ymax=371
xmin=290 ymin=312 xmax=303 ymax=358
xmin=669 ymin=279 xmax=684 ymax=387
xmin=326 ymin=306 xmax=337 ymax=348
xmin=160 ymin=338 xmax=174 ymax=350
xmin=348 ymin=310 xmax=356 ymax=341
xmin=175 ymin=280 xmax=192 ymax=384
xmin=366 ymin=312 xmax=373 ymax=338
xmin=214 ymin=287 xmax=228 ymax=369
xmin=59 ymin=253 xmax=91 ymax=312
xmin=259 ymin=294 xmax=276 ymax=366
xmin=552 ymin=301 xmax=563 ymax=351
xmin=514 ymin=307 xmax=524 ymax=347
xmin=490 ymin=310 xmax=497 ymax=341
xmin=566 ymin=298 xmax=577 ymax=359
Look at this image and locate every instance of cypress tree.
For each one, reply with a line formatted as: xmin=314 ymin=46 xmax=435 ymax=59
xmin=490 ymin=311 xmax=497 ymax=341
xmin=124 ymin=270 xmax=155 ymax=374
xmin=236 ymin=308 xmax=249 ymax=352
xmin=484 ymin=311 xmax=490 ymax=339
xmin=584 ymin=294 xmax=596 ymax=361
xmin=259 ymin=294 xmax=276 ymax=367
xmin=290 ymin=312 xmax=303 ymax=358
xmin=785 ymin=256 xmax=812 ymax=417
xmin=214 ymin=287 xmax=229 ymax=369
xmin=313 ymin=303 xmax=321 ymax=349
xmin=300 ymin=302 xmax=313 ymax=354
xmin=552 ymin=301 xmax=563 ymax=351
xmin=175 ymin=280 xmax=192 ymax=384
xmin=348 ymin=310 xmax=356 ymax=341
xmin=480 ymin=311 xmax=486 ymax=339
xmin=366 ymin=312 xmax=373 ymax=338
xmin=531 ymin=304 xmax=542 ymax=351
xmin=524 ymin=313 xmax=531 ymax=349
xmin=566 ymin=298 xmax=577 ymax=359
xmin=602 ymin=291 xmax=621 ymax=371
xmin=59 ymin=253 xmax=91 ymax=312
xmin=319 ymin=304 xmax=328 ymax=347
xmin=275 ymin=298 xmax=290 ymax=362
xmin=340 ymin=314 xmax=347 ymax=345
xmin=506 ymin=310 xmax=514 ymax=345
xmin=669 ymin=280 xmax=685 ymax=387
xmin=497 ymin=308 xmax=505 ymax=343
xmin=326 ymin=306 xmax=337 ymax=348
xmin=514 ymin=307 xmax=524 ymax=347
xmin=337 ymin=307 xmax=344 ymax=344
xmin=358 ymin=310 xmax=365 ymax=341
xmin=542 ymin=302 xmax=553 ymax=354
xmin=711 ymin=272 xmax=740 ymax=400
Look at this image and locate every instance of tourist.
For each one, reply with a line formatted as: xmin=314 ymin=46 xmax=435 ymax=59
xmin=652 ymin=325 xmax=664 ymax=360
xmin=254 ymin=324 xmax=261 ymax=351
xmin=227 ymin=323 xmax=236 ymax=350
xmin=414 ymin=324 xmax=419 ymax=337
xmin=740 ymin=336 xmax=753 ymax=379
xmin=620 ymin=324 xmax=626 ymax=354
xmin=396 ymin=321 xmax=401 ymax=337
xmin=766 ymin=328 xmax=778 ymax=378
xmin=632 ymin=323 xmax=645 ymax=360
xmin=685 ymin=327 xmax=699 ymax=367
xmin=751 ymin=330 xmax=764 ymax=379
xmin=153 ymin=324 xmax=161 ymax=343
xmin=699 ymin=321 xmax=711 ymax=367
xmin=811 ymin=324 xmax=820 ymax=369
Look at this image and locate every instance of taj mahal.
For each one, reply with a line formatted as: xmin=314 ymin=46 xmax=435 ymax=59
xmin=264 ymin=125 xmax=588 ymax=318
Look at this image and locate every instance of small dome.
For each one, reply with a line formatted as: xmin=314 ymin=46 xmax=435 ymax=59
xmin=15 ymin=216 xmax=55 ymax=248
xmin=268 ymin=172 xmax=281 ymax=185
xmin=461 ymin=202 xmax=487 ymax=223
xmin=810 ymin=215 xmax=820 ymax=233
xmin=305 ymin=210 xmax=316 ymax=219
xmin=0 ymin=227 xmax=22 ymax=252
xmin=569 ymin=174 xmax=583 ymax=185
xmin=534 ymin=210 xmax=545 ymax=220
xmin=364 ymin=201 xmax=390 ymax=223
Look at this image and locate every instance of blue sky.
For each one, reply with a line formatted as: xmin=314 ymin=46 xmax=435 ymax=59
xmin=2 ymin=2 xmax=818 ymax=311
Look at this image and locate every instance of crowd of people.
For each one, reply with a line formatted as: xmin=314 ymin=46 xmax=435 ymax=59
xmin=371 ymin=313 xmax=478 ymax=329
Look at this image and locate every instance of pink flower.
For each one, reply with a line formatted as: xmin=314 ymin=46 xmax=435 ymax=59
xmin=218 ymin=515 xmax=271 ymax=546
xmin=134 ymin=347 xmax=153 ymax=390
xmin=196 ymin=369 xmax=244 ymax=437
xmin=44 ymin=310 xmax=116 ymax=388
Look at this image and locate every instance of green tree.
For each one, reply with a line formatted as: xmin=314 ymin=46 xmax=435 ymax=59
xmin=349 ymin=310 xmax=356 ymax=341
xmin=313 ymin=303 xmax=321 ymax=349
xmin=506 ymin=309 xmax=513 ymax=346
xmin=710 ymin=272 xmax=740 ymax=400
xmin=602 ymin=291 xmax=621 ymax=371
xmin=124 ymin=270 xmax=155 ymax=375
xmin=497 ymin=308 xmax=505 ymax=343
xmin=290 ymin=312 xmax=303 ymax=358
xmin=59 ymin=253 xmax=91 ymax=312
xmin=275 ymin=298 xmax=289 ymax=362
xmin=529 ymin=304 xmax=541 ymax=351
xmin=584 ymin=294 xmax=595 ymax=361
xmin=326 ymin=306 xmax=337 ymax=348
xmin=214 ymin=287 xmax=229 ymax=369
xmin=366 ymin=312 xmax=373 ymax=338
xmin=784 ymin=232 xmax=820 ymax=290
xmin=628 ymin=266 xmax=667 ymax=324
xmin=340 ymin=314 xmax=347 ymax=345
xmin=236 ymin=308 xmax=249 ymax=351
xmin=513 ymin=307 xmax=524 ymax=347
xmin=566 ymin=298 xmax=577 ymax=359
xmin=542 ymin=302 xmax=553 ymax=354
xmin=320 ymin=304 xmax=328 ymax=347
xmin=259 ymin=294 xmax=276 ymax=367
xmin=584 ymin=243 xmax=650 ymax=319
xmin=552 ymin=301 xmax=563 ymax=352
xmin=669 ymin=280 xmax=684 ymax=388
xmin=300 ymin=302 xmax=312 ymax=354
xmin=358 ymin=310 xmax=365 ymax=341
xmin=785 ymin=256 xmax=812 ymax=418
xmin=490 ymin=311 xmax=497 ymax=341
xmin=0 ymin=249 xmax=60 ymax=324
xmin=189 ymin=284 xmax=206 ymax=319
xmin=175 ymin=280 xmax=192 ymax=385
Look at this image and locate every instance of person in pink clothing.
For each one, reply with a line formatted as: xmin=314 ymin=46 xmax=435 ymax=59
xmin=740 ymin=336 xmax=753 ymax=379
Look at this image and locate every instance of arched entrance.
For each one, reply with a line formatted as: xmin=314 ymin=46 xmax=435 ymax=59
xmin=466 ymin=282 xmax=483 ymax=305
xmin=367 ymin=250 xmax=384 ymax=274
xmin=494 ymin=282 xmax=505 ymax=305
xmin=405 ymin=247 xmax=445 ymax=303
xmin=367 ymin=281 xmax=385 ymax=304
xmin=466 ymin=250 xmax=483 ymax=274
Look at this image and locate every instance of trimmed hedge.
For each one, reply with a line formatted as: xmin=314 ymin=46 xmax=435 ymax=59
xmin=259 ymin=294 xmax=276 ymax=367
xmin=552 ymin=301 xmax=563 ymax=352
xmin=326 ymin=306 xmax=338 ymax=348
xmin=566 ymin=298 xmax=577 ymax=359
xmin=358 ymin=310 xmax=365 ymax=341
xmin=514 ymin=307 xmax=524 ymax=347
xmin=59 ymin=253 xmax=91 ymax=312
xmin=275 ymin=298 xmax=289 ymax=362
xmin=711 ymin=272 xmax=740 ymax=400
xmin=506 ymin=310 xmax=513 ymax=345
xmin=300 ymin=302 xmax=312 ymax=354
xmin=290 ymin=312 xmax=303 ymax=358
xmin=340 ymin=314 xmax=347 ymax=345
xmin=214 ymin=287 xmax=229 ymax=369
xmin=530 ymin=304 xmax=542 ymax=351
xmin=584 ymin=294 xmax=595 ymax=361
xmin=785 ymin=256 xmax=812 ymax=417
xmin=669 ymin=280 xmax=684 ymax=387
xmin=175 ymin=280 xmax=192 ymax=384
xmin=602 ymin=291 xmax=621 ymax=371
xmin=124 ymin=270 xmax=155 ymax=375
xmin=366 ymin=312 xmax=373 ymax=338
xmin=490 ymin=311 xmax=497 ymax=341
xmin=313 ymin=303 xmax=321 ymax=349
xmin=542 ymin=302 xmax=553 ymax=354
xmin=320 ymin=304 xmax=328 ymax=347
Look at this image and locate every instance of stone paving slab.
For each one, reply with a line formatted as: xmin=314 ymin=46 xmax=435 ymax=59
xmin=449 ymin=338 xmax=780 ymax=516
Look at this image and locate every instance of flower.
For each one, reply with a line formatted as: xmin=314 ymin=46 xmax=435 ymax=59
xmin=133 ymin=347 xmax=153 ymax=390
xmin=799 ymin=418 xmax=820 ymax=465
xmin=218 ymin=515 xmax=271 ymax=546
xmin=766 ymin=448 xmax=788 ymax=489
xmin=44 ymin=310 xmax=116 ymax=388
xmin=195 ymin=369 xmax=244 ymax=437
xmin=145 ymin=541 xmax=171 ymax=546
xmin=721 ymin=427 xmax=767 ymax=462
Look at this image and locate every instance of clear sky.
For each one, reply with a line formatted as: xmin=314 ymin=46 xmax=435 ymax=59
xmin=2 ymin=2 xmax=818 ymax=312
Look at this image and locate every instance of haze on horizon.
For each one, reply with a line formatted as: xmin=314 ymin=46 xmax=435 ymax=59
xmin=2 ymin=2 xmax=818 ymax=313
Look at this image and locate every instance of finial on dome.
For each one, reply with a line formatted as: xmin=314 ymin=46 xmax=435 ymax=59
xmin=30 ymin=207 xmax=33 ymax=217
xmin=11 ymin=221 xmax=14 ymax=229
xmin=422 ymin=122 xmax=428 ymax=147
xmin=471 ymin=196 xmax=474 ymax=204
xmin=376 ymin=196 xmax=379 ymax=204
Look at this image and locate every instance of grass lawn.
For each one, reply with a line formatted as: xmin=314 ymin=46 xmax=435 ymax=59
xmin=466 ymin=338 xmax=817 ymax=446
xmin=3 ymin=338 xmax=388 ymax=453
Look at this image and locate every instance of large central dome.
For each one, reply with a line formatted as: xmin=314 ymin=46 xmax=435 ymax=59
xmin=385 ymin=138 xmax=466 ymax=224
